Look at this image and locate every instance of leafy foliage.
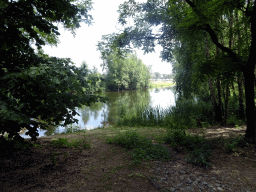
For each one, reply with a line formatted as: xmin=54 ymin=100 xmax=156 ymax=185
xmin=0 ymin=0 xmax=106 ymax=142
xmin=78 ymin=61 xmax=105 ymax=93
xmin=100 ymin=50 xmax=150 ymax=91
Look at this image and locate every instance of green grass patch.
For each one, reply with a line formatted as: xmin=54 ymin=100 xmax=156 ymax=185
xmin=149 ymin=81 xmax=175 ymax=88
xmin=106 ymin=130 xmax=172 ymax=165
xmin=51 ymin=137 xmax=90 ymax=149
xmin=164 ymin=129 xmax=213 ymax=167
xmin=164 ymin=128 xmax=255 ymax=167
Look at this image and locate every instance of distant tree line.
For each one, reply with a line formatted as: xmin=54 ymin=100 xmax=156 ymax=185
xmin=151 ymin=72 xmax=173 ymax=80
xmin=94 ymin=49 xmax=151 ymax=91
xmin=78 ymin=61 xmax=105 ymax=94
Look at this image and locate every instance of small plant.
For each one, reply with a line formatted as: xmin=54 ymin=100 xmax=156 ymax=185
xmin=50 ymin=152 xmax=58 ymax=165
xmin=235 ymin=125 xmax=241 ymax=129
xmin=33 ymin=144 xmax=43 ymax=148
xmin=51 ymin=138 xmax=69 ymax=148
xmin=224 ymin=135 xmax=248 ymax=153
xmin=225 ymin=142 xmax=238 ymax=153
xmin=128 ymin=173 xmax=145 ymax=178
xmin=64 ymin=152 xmax=68 ymax=161
xmin=186 ymin=148 xmax=212 ymax=167
xmin=165 ymin=129 xmax=213 ymax=167
xmin=165 ymin=129 xmax=188 ymax=147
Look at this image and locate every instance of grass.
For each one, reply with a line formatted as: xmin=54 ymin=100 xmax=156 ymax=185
xmin=6 ymin=125 xmax=253 ymax=169
xmin=164 ymin=127 xmax=256 ymax=167
xmin=51 ymin=137 xmax=90 ymax=149
xmin=116 ymin=98 xmax=214 ymax=129
xmin=116 ymin=103 xmax=171 ymax=127
xmin=1 ymin=124 xmax=256 ymax=191
xmin=149 ymin=81 xmax=175 ymax=88
xmin=106 ymin=130 xmax=172 ymax=165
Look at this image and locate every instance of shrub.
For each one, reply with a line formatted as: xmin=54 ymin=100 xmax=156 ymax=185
xmin=106 ymin=130 xmax=172 ymax=165
xmin=164 ymin=129 xmax=212 ymax=167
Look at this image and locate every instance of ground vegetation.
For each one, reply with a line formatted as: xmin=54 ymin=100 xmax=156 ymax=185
xmin=0 ymin=125 xmax=255 ymax=191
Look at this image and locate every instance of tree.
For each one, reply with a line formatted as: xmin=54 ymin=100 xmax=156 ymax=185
xmin=154 ymin=72 xmax=161 ymax=80
xmin=101 ymin=0 xmax=255 ymax=140
xmin=97 ymin=48 xmax=150 ymax=91
xmin=0 ymin=0 xmax=106 ymax=142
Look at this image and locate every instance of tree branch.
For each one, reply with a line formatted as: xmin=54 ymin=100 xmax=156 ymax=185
xmin=185 ymin=0 xmax=238 ymax=59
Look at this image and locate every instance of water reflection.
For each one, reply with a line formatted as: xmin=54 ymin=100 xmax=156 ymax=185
xmin=20 ymin=87 xmax=176 ymax=138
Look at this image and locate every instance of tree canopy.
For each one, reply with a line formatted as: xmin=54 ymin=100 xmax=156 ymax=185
xmin=0 ymin=0 xmax=106 ymax=141
xmin=99 ymin=0 xmax=256 ymax=140
xmin=98 ymin=49 xmax=150 ymax=91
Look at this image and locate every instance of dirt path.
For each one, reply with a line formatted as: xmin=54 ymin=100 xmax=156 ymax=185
xmin=0 ymin=126 xmax=255 ymax=191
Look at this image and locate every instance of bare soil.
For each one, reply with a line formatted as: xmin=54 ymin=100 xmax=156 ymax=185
xmin=0 ymin=126 xmax=255 ymax=192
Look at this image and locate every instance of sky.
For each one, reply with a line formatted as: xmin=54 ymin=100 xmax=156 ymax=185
xmin=42 ymin=0 xmax=173 ymax=74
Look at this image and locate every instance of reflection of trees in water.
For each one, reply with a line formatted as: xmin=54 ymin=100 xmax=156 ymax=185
xmin=100 ymin=103 xmax=109 ymax=125
xmin=105 ymin=89 xmax=151 ymax=122
xmin=79 ymin=101 xmax=104 ymax=124
xmin=154 ymin=88 xmax=160 ymax=93
xmin=81 ymin=110 xmax=90 ymax=124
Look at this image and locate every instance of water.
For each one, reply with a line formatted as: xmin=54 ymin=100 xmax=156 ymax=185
xmin=20 ymin=87 xmax=175 ymax=138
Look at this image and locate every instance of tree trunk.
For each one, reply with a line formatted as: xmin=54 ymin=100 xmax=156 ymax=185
xmin=237 ymin=75 xmax=245 ymax=120
xmin=244 ymin=2 xmax=256 ymax=140
xmin=216 ymin=78 xmax=223 ymax=124
xmin=223 ymin=83 xmax=230 ymax=126
xmin=208 ymin=77 xmax=217 ymax=122
xmin=244 ymin=69 xmax=255 ymax=140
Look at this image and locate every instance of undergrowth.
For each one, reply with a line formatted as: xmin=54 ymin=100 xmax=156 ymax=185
xmin=164 ymin=128 xmax=213 ymax=167
xmin=164 ymin=128 xmax=256 ymax=167
xmin=105 ymin=126 xmax=256 ymax=168
xmin=106 ymin=130 xmax=172 ymax=165
xmin=51 ymin=137 xmax=90 ymax=149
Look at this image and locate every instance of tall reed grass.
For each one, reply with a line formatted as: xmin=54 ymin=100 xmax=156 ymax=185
xmin=117 ymin=103 xmax=168 ymax=127
xmin=116 ymin=97 xmax=214 ymax=129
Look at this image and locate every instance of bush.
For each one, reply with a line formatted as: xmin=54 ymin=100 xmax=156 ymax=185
xmin=186 ymin=147 xmax=212 ymax=167
xmin=164 ymin=129 xmax=212 ymax=167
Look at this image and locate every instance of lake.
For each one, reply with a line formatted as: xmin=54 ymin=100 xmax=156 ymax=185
xmin=20 ymin=87 xmax=176 ymax=138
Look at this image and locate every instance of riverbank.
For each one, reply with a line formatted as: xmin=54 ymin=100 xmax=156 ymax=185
xmin=149 ymin=80 xmax=175 ymax=88
xmin=0 ymin=126 xmax=255 ymax=191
